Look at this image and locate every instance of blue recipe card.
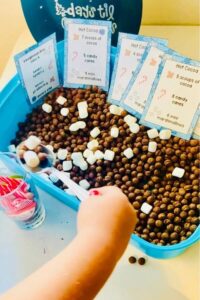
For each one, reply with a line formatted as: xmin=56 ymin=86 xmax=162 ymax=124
xmin=140 ymin=54 xmax=200 ymax=140
xmin=108 ymin=33 xmax=168 ymax=105
xmin=63 ymin=18 xmax=111 ymax=91
xmin=14 ymin=34 xmax=60 ymax=104
xmin=121 ymin=46 xmax=182 ymax=118
xmin=120 ymin=43 xmax=169 ymax=118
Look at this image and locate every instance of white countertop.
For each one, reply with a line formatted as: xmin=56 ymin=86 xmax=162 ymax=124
xmin=0 ymin=188 xmax=199 ymax=300
xmin=0 ymin=26 xmax=199 ymax=300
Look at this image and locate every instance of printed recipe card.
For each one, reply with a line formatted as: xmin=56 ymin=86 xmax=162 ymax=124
xmin=140 ymin=55 xmax=200 ymax=140
xmin=193 ymin=116 xmax=200 ymax=139
xmin=63 ymin=18 xmax=111 ymax=91
xmin=15 ymin=34 xmax=60 ymax=104
xmin=108 ymin=33 xmax=168 ymax=105
xmin=121 ymin=44 xmax=168 ymax=118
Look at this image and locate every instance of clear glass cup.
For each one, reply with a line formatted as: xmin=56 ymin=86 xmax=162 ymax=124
xmin=0 ymin=152 xmax=45 ymax=229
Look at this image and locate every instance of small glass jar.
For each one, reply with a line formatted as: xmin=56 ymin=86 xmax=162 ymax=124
xmin=0 ymin=153 xmax=45 ymax=229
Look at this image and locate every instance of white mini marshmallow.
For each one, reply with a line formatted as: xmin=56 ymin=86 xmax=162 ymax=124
xmin=159 ymin=129 xmax=172 ymax=140
xmin=73 ymin=160 xmax=82 ymax=167
xmin=79 ymin=179 xmax=90 ymax=190
xmin=69 ymin=123 xmax=79 ymax=132
xmin=94 ymin=150 xmax=104 ymax=160
xmin=87 ymin=140 xmax=99 ymax=150
xmin=109 ymin=105 xmax=124 ymax=116
xmin=78 ymin=101 xmax=88 ymax=119
xmin=62 ymin=160 xmax=72 ymax=171
xmin=148 ymin=141 xmax=157 ymax=153
xmin=124 ymin=148 xmax=134 ymax=159
xmin=70 ymin=121 xmax=86 ymax=131
xmin=57 ymin=149 xmax=68 ymax=160
xmin=87 ymin=154 xmax=97 ymax=165
xmin=90 ymin=127 xmax=100 ymax=138
xmin=46 ymin=145 xmax=54 ymax=153
xmin=109 ymin=105 xmax=119 ymax=115
xmin=24 ymin=151 xmax=40 ymax=168
xmin=83 ymin=149 xmax=93 ymax=158
xmin=79 ymin=161 xmax=88 ymax=171
xmin=8 ymin=144 xmax=16 ymax=153
xmin=79 ymin=108 xmax=88 ymax=119
xmin=24 ymin=135 xmax=41 ymax=150
xmin=124 ymin=115 xmax=137 ymax=126
xmin=147 ymin=128 xmax=159 ymax=139
xmin=56 ymin=95 xmax=67 ymax=105
xmin=76 ymin=121 xmax=86 ymax=129
xmin=71 ymin=152 xmax=83 ymax=161
xmin=130 ymin=123 xmax=140 ymax=134
xmin=141 ymin=202 xmax=153 ymax=214
xmin=49 ymin=173 xmax=59 ymax=183
xmin=172 ymin=167 xmax=185 ymax=178
xmin=42 ymin=103 xmax=52 ymax=113
xmin=110 ymin=127 xmax=119 ymax=138
xmin=60 ymin=108 xmax=69 ymax=116
xmin=78 ymin=101 xmax=88 ymax=110
xmin=104 ymin=150 xmax=115 ymax=161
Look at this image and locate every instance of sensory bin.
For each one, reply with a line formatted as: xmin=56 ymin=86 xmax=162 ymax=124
xmin=11 ymin=86 xmax=200 ymax=248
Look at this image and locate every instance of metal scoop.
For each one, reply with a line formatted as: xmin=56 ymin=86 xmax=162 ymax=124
xmin=16 ymin=143 xmax=89 ymax=202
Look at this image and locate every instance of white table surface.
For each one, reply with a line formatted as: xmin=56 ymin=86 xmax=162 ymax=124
xmin=0 ymin=188 xmax=199 ymax=300
xmin=0 ymin=26 xmax=199 ymax=300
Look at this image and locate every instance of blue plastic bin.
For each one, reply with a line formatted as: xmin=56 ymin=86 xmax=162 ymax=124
xmin=0 ymin=40 xmax=199 ymax=259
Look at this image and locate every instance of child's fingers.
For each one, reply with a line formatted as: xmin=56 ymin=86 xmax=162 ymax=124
xmin=88 ymin=186 xmax=127 ymax=199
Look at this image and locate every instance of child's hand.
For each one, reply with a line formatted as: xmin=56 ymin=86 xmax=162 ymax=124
xmin=77 ymin=186 xmax=137 ymax=259
xmin=1 ymin=187 xmax=137 ymax=300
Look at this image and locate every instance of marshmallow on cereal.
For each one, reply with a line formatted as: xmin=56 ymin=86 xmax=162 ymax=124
xmin=83 ymin=149 xmax=93 ymax=159
xmin=42 ymin=103 xmax=52 ymax=113
xmin=94 ymin=150 xmax=104 ymax=160
xmin=172 ymin=167 xmax=185 ymax=178
xmin=159 ymin=129 xmax=172 ymax=140
xmin=76 ymin=121 xmax=86 ymax=129
xmin=124 ymin=148 xmax=134 ymax=159
xmin=57 ymin=149 xmax=68 ymax=160
xmin=24 ymin=135 xmax=41 ymax=150
xmin=79 ymin=161 xmax=88 ymax=171
xmin=87 ymin=154 xmax=97 ymax=165
xmin=111 ymin=127 xmax=119 ymax=138
xmin=87 ymin=140 xmax=99 ymax=151
xmin=148 ymin=142 xmax=157 ymax=153
xmin=147 ymin=128 xmax=159 ymax=139
xmin=124 ymin=115 xmax=137 ymax=126
xmin=69 ymin=123 xmax=80 ymax=132
xmin=109 ymin=105 xmax=124 ymax=116
xmin=104 ymin=150 xmax=115 ymax=161
xmin=130 ymin=123 xmax=140 ymax=134
xmin=24 ymin=151 xmax=40 ymax=168
xmin=56 ymin=96 xmax=67 ymax=105
xmin=78 ymin=101 xmax=88 ymax=119
xmin=90 ymin=127 xmax=100 ymax=138
xmin=141 ymin=202 xmax=153 ymax=214
xmin=62 ymin=160 xmax=72 ymax=171
xmin=60 ymin=108 xmax=69 ymax=117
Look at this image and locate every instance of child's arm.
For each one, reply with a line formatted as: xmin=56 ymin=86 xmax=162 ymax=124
xmin=1 ymin=187 xmax=137 ymax=300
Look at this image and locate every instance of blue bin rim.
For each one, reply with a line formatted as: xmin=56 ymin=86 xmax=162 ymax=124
xmin=1 ymin=39 xmax=199 ymax=255
xmin=131 ymin=225 xmax=200 ymax=251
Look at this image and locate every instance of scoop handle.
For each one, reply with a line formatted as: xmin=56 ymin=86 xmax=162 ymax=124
xmin=52 ymin=169 xmax=89 ymax=202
